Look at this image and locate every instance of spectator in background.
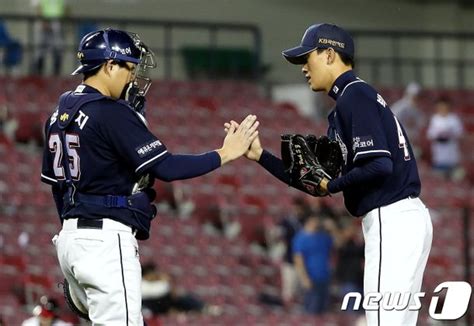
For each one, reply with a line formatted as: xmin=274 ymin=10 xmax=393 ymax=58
xmin=30 ymin=0 xmax=68 ymax=75
xmin=427 ymin=97 xmax=464 ymax=179
xmin=293 ymin=215 xmax=342 ymax=315
xmin=21 ymin=296 xmax=72 ymax=326
xmin=154 ymin=181 xmax=195 ymax=218
xmin=0 ymin=20 xmax=23 ymax=74
xmin=141 ymin=262 xmax=220 ymax=317
xmin=335 ymin=218 xmax=364 ymax=313
xmin=391 ymin=82 xmax=425 ymax=155
xmin=277 ymin=197 xmax=310 ymax=305
xmin=0 ymin=101 xmax=17 ymax=146
xmin=306 ymin=196 xmax=337 ymax=219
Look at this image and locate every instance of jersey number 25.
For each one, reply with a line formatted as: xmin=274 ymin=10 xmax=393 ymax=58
xmin=48 ymin=133 xmax=81 ymax=180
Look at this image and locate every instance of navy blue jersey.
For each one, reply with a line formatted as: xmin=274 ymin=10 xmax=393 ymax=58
xmin=41 ymin=84 xmax=170 ymax=220
xmin=327 ymin=71 xmax=420 ymax=216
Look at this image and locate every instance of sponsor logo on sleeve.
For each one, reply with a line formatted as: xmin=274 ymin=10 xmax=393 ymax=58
xmin=353 ymin=136 xmax=375 ymax=151
xmin=136 ymin=140 xmax=163 ymax=158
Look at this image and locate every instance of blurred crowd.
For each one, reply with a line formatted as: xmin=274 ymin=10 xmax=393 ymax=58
xmin=0 ymin=6 xmax=469 ymax=318
xmin=0 ymin=69 xmax=469 ymax=321
xmin=0 ymin=0 xmax=98 ymax=76
xmin=257 ymin=196 xmax=365 ymax=316
xmin=0 ymin=4 xmax=470 ymax=326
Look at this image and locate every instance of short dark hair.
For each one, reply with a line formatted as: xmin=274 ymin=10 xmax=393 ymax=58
xmin=316 ymin=48 xmax=354 ymax=68
xmin=141 ymin=262 xmax=157 ymax=276
xmin=436 ymin=95 xmax=451 ymax=106
xmin=83 ymin=60 xmax=130 ymax=80
xmin=83 ymin=64 xmax=103 ymax=81
xmin=337 ymin=51 xmax=355 ymax=68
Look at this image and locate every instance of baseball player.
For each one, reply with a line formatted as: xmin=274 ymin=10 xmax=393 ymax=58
xmin=40 ymin=28 xmax=259 ymax=325
xmin=226 ymin=23 xmax=432 ymax=326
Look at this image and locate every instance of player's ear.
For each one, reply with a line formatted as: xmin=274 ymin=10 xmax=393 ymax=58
xmin=326 ymin=48 xmax=336 ymax=65
xmin=104 ymin=60 xmax=114 ymax=76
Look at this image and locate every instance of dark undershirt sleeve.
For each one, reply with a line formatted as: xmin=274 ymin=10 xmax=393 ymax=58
xmin=328 ymin=156 xmax=393 ymax=194
xmin=147 ymin=151 xmax=221 ymax=182
xmin=257 ymin=150 xmax=291 ymax=185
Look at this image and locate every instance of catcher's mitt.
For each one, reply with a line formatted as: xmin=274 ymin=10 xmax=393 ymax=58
xmin=281 ymin=134 xmax=333 ymax=197
xmin=307 ymin=135 xmax=343 ymax=179
xmin=61 ymin=279 xmax=90 ymax=321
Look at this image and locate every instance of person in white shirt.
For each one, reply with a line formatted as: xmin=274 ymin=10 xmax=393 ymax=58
xmin=391 ymin=82 xmax=425 ymax=154
xmin=21 ymin=296 xmax=72 ymax=326
xmin=426 ymin=97 xmax=464 ymax=178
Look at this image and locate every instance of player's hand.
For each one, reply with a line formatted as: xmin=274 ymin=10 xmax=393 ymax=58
xmin=319 ymin=177 xmax=330 ymax=194
xmin=218 ymin=115 xmax=259 ymax=165
xmin=224 ymin=120 xmax=263 ymax=161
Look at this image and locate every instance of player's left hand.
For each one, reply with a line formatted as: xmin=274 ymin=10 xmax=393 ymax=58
xmin=218 ymin=115 xmax=260 ymax=165
xmin=224 ymin=120 xmax=263 ymax=161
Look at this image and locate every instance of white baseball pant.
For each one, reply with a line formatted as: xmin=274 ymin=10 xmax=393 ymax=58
xmin=53 ymin=218 xmax=144 ymax=326
xmin=362 ymin=197 xmax=432 ymax=326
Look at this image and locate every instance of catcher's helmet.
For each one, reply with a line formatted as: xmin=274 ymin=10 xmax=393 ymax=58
xmin=72 ymin=28 xmax=157 ymax=100
xmin=72 ymin=28 xmax=142 ymax=75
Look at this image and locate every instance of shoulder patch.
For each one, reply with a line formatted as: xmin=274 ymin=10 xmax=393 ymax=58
xmin=135 ymin=140 xmax=163 ymax=158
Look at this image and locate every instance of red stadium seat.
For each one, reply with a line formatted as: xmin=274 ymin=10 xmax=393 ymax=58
xmin=3 ymin=78 xmax=474 ymax=323
xmin=22 ymin=273 xmax=57 ymax=306
xmin=0 ymin=254 xmax=27 ymax=274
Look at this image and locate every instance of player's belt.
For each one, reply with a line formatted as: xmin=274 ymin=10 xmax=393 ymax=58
xmin=63 ymin=218 xmax=138 ymax=236
xmin=77 ymin=218 xmax=103 ymax=229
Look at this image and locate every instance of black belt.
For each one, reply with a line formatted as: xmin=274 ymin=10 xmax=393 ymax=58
xmin=77 ymin=218 xmax=103 ymax=229
xmin=72 ymin=218 xmax=137 ymax=235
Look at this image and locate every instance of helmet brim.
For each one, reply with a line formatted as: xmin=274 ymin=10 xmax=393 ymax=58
xmin=71 ymin=62 xmax=104 ymax=76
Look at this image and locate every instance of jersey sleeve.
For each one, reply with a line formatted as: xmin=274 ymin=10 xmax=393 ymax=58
xmin=342 ymin=89 xmax=391 ymax=163
xmin=40 ymin=117 xmax=59 ymax=185
xmin=99 ymin=102 xmax=170 ymax=175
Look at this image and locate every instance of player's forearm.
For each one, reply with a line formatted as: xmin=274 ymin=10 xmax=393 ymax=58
xmin=328 ymin=156 xmax=393 ymax=194
xmin=149 ymin=152 xmax=221 ymax=182
xmin=257 ymin=150 xmax=291 ymax=184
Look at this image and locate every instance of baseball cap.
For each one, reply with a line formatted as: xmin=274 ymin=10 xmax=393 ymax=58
xmin=282 ymin=23 xmax=354 ymax=64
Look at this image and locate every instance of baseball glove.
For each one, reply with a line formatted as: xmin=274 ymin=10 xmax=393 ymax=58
xmin=61 ymin=279 xmax=90 ymax=321
xmin=281 ymin=134 xmax=333 ymax=197
xmin=306 ymin=135 xmax=343 ymax=179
